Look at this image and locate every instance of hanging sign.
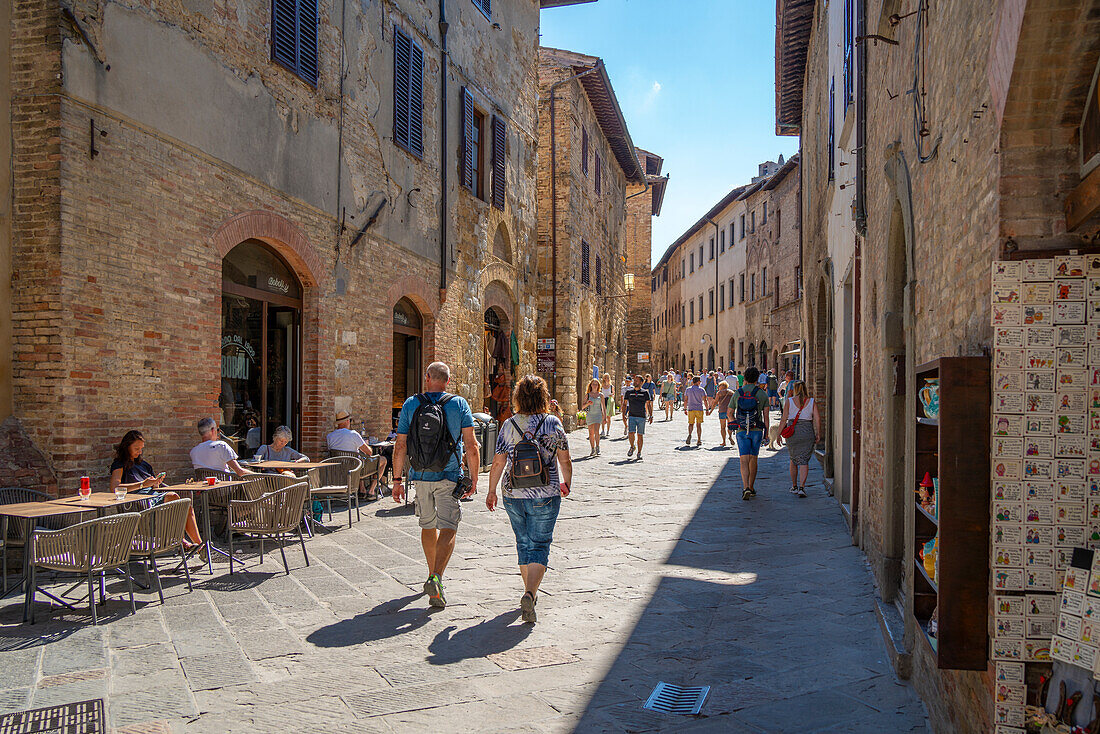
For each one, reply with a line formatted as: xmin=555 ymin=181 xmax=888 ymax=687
xmin=537 ymin=338 xmax=556 ymax=350
xmin=638 ymin=352 xmax=650 ymax=363
xmin=537 ymin=348 xmax=556 ymax=372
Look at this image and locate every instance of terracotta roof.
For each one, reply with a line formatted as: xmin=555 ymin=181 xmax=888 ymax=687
xmin=649 ymin=176 xmax=669 ymax=217
xmin=540 ymin=46 xmax=645 ymax=184
xmin=636 ymin=148 xmax=669 ymax=216
xmin=540 ymin=0 xmax=598 ymax=6
xmin=653 ymin=184 xmax=749 ymax=271
xmin=775 ymin=0 xmax=815 ymax=136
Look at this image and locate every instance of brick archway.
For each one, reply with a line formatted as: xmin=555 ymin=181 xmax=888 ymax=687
xmin=210 ymin=210 xmax=324 ymax=287
xmin=385 ymin=275 xmax=440 ymax=319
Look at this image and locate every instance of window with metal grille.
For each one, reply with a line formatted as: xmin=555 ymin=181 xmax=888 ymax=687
xmin=594 ymin=154 xmax=602 ymax=194
xmin=272 ymin=0 xmax=318 ymax=85
xmin=393 ymin=27 xmax=424 ymax=157
xmin=595 ymin=255 xmax=602 ymax=294
xmin=491 ymin=115 xmax=506 ymax=210
xmin=843 ymin=0 xmax=853 ymax=111
xmin=580 ymin=241 xmax=590 ymax=286
xmin=472 ymin=0 xmax=491 ymax=19
xmin=581 ymin=128 xmax=589 ymax=176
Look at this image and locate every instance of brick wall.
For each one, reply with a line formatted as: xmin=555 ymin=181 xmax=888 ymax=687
xmin=624 ymin=179 xmax=653 ymax=376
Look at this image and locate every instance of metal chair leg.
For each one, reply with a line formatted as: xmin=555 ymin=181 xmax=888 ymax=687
xmin=125 ymin=567 xmax=136 ymax=613
xmin=228 ymin=526 xmax=235 ymax=575
xmin=259 ymin=536 xmax=264 ymax=565
xmin=278 ymin=536 xmax=289 ymax=574
xmin=347 ymin=493 xmax=353 ymax=528
xmin=26 ymin=563 xmax=35 ymax=625
xmin=149 ymin=555 xmax=164 ymax=604
xmin=297 ymin=527 xmax=309 ymax=567
xmin=87 ymin=570 xmax=97 ymax=625
xmin=179 ymin=547 xmax=193 ymax=592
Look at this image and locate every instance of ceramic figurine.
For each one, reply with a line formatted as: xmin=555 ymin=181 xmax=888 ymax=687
xmin=918 ymin=377 xmax=940 ymax=420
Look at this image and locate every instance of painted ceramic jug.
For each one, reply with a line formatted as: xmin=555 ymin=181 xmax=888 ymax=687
xmin=919 ymin=378 xmax=940 ymax=420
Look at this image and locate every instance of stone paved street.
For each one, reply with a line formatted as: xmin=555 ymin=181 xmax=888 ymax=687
xmin=0 ymin=413 xmax=929 ymax=733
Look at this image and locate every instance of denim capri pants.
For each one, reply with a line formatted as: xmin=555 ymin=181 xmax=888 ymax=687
xmin=502 ymin=495 xmax=561 ymax=566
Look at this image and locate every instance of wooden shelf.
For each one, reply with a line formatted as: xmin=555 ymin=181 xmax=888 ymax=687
xmin=916 ymin=502 xmax=939 ymax=526
xmin=915 ymin=558 xmax=939 ymax=593
xmin=916 ymin=416 xmax=939 ymax=426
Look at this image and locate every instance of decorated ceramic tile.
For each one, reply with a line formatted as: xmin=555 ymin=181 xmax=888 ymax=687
xmin=1090 ymin=525 xmax=1100 ymax=548
xmin=1058 ymin=480 xmax=1087 ymax=502
xmin=1025 ymin=415 xmax=1056 ymax=435
xmin=1091 ymin=411 xmax=1100 ymax=434
xmin=1058 ymin=524 xmax=1088 ymax=546
xmin=1084 ymin=619 xmax=1099 ymax=644
xmin=994 ymin=327 xmax=1026 ymax=348
xmin=996 ymin=613 xmax=1026 ymax=639
xmin=1090 ymin=388 xmax=1100 ymax=408
xmin=1045 ymin=636 xmax=1070 ymax=665
xmin=1028 ymin=615 xmax=1056 ymax=640
xmin=1057 ymin=412 xmax=1087 ymax=435
xmin=995 ymin=522 xmax=1024 ymax=545
xmin=1024 ymin=525 xmax=1055 ymax=546
xmin=1063 ymin=589 xmax=1087 ymax=615
xmin=993 ymin=459 xmax=1023 ymax=480
xmin=1024 ymin=393 xmax=1056 ymax=415
xmin=1059 ymin=503 xmax=1088 ymax=525
xmin=1024 ymin=304 xmax=1052 ymax=326
xmin=1025 ymin=481 xmax=1055 ymax=502
xmin=1083 ymin=595 xmax=1100 ymax=618
xmin=1057 ymin=459 xmax=1086 ymax=480
xmin=994 ymin=544 xmax=1026 ymax=568
xmin=995 ymin=567 xmax=1026 ymax=591
xmin=1089 ymin=456 xmax=1100 ymax=476
xmin=993 ymin=348 xmax=1026 ymax=372
xmin=1055 ymin=255 xmax=1087 ymax=278
xmin=1025 ymin=546 xmax=1054 ymax=569
xmin=995 ymin=392 xmax=1026 ymax=414
xmin=1056 ymin=435 xmax=1087 ymax=459
xmin=1026 ymin=501 xmax=1054 ymax=524
xmin=1025 ymin=258 xmax=1055 ymax=281
xmin=1022 ymin=281 xmax=1054 ymax=304
xmin=1026 ymin=370 xmax=1056 ymax=392
xmin=1061 ymin=614 xmax=1084 ymax=640
xmin=1024 ymin=459 xmax=1053 ymax=479
xmin=994 ymin=436 xmax=1024 ymax=458
xmin=1091 ymin=344 xmax=1100 ymax=364
xmin=1089 ymin=498 xmax=1100 ymax=525
xmin=1089 ymin=256 xmax=1100 ymax=275
xmin=994 ymin=501 xmax=1024 ymax=523
xmin=993 ymin=303 xmax=1023 ymax=326
xmin=1058 ymin=390 xmax=1086 ymax=413
xmin=1059 ymin=547 xmax=1077 ymax=568
xmin=1028 ymin=326 xmax=1057 ymax=348
xmin=995 ymin=482 xmax=1023 ymax=501
xmin=1024 ymin=436 xmax=1055 ymax=459
xmin=997 ymin=595 xmax=1026 ymax=616
xmin=1027 ymin=567 xmax=1056 ymax=590
xmin=993 ymin=284 xmax=1022 ymax=304
xmin=995 ymin=683 xmax=1026 ymax=706
xmin=1056 ymin=279 xmax=1087 ymax=301
xmin=1090 ymin=478 xmax=1100 ymax=496
xmin=994 ymin=703 xmax=1026 ymax=728
xmin=1056 ymin=301 xmax=1087 ymax=324
xmin=1074 ymin=642 xmax=1098 ymax=669
xmin=994 ymin=724 xmax=1026 ymax=734
xmin=996 ymin=661 xmax=1026 ymax=684
xmin=1089 ymin=301 xmax=1100 ymax=325
xmin=1090 ymin=276 xmax=1100 ymax=298
xmin=995 ymin=370 xmax=1025 ymax=393
xmin=1065 ymin=566 xmax=1091 ymax=593
xmin=1058 ymin=329 xmax=1088 ymax=349
xmin=994 ymin=635 xmax=1025 ymax=663
xmin=994 ymin=415 xmax=1024 ymax=436
xmin=994 ymin=261 xmax=1024 ymax=279
xmin=1058 ymin=369 xmax=1088 ymax=390
xmin=1025 ymin=639 xmax=1052 ymax=661
xmin=1027 ymin=348 xmax=1057 ymax=370
xmin=1028 ymin=594 xmax=1058 ymax=617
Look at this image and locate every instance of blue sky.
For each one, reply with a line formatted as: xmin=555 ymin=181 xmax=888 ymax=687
xmin=539 ymin=0 xmax=800 ymax=265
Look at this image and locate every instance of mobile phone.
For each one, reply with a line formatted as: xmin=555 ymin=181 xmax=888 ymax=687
xmin=156 ymin=472 xmax=167 ymax=481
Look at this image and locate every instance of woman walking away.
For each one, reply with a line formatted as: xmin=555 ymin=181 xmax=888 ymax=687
xmin=708 ymin=380 xmax=734 ymax=447
xmin=661 ymin=371 xmax=677 ymax=421
xmin=777 ymin=380 xmax=821 ymax=498
xmin=581 ymin=378 xmax=604 ymax=456
xmin=600 ymin=373 xmax=614 ymax=438
xmin=487 ymin=375 xmax=572 ymax=624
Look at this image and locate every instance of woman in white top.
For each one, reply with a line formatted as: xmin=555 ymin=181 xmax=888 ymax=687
xmin=599 ymin=373 xmax=614 ymax=438
xmin=580 ymin=378 xmax=604 ymax=456
xmin=776 ymin=380 xmax=821 ymax=498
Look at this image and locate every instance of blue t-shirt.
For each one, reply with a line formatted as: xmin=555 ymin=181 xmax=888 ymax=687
xmin=396 ymin=392 xmax=475 ymax=482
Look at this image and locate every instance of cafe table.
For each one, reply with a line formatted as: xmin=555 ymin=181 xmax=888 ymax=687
xmin=0 ymin=500 xmax=96 ymax=622
xmin=244 ymin=460 xmax=330 ymax=471
xmin=159 ymin=480 xmax=249 ymax=574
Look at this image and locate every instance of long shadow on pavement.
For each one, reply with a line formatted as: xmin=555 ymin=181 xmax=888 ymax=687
xmin=307 ymin=593 xmax=431 ymax=647
xmin=426 ymin=609 xmax=531 ymax=665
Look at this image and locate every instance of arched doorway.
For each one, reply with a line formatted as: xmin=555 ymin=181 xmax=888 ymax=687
xmin=760 ymin=341 xmax=768 ymax=370
xmin=728 ymin=339 xmax=735 ymax=370
xmin=747 ymin=343 xmax=756 ymax=368
xmin=707 ymin=346 xmax=715 ymax=371
xmin=221 ymin=239 xmax=303 ymax=451
xmin=485 ymin=307 xmax=511 ymax=421
xmin=393 ymin=298 xmax=423 ymax=422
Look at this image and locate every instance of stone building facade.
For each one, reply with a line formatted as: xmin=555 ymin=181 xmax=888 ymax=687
xmin=778 ymin=0 xmax=1100 ymax=730
xmin=536 ymin=46 xmax=646 ymax=423
xmin=625 ymin=148 xmax=668 ymax=377
xmin=1 ymin=0 xmax=589 ymax=492
xmin=650 ymin=240 xmax=682 ymax=372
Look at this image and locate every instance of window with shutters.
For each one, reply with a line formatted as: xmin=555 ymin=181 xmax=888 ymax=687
xmin=708 ymin=289 xmax=714 ymax=316
xmin=472 ymin=0 xmax=491 ymax=19
xmin=490 ymin=115 xmax=506 ymax=210
xmin=719 ymin=229 xmax=725 ymax=254
xmin=709 ymin=237 xmax=714 ymax=261
xmin=581 ymin=128 xmax=589 ymax=176
xmin=580 ymin=241 xmax=590 ymax=286
xmin=393 ymin=27 xmax=424 ymax=158
xmin=739 ymin=214 xmax=745 ymax=239
xmin=595 ymin=255 xmax=602 ymax=294
xmin=271 ymin=0 xmax=319 ymax=86
xmin=460 ymin=88 xmax=485 ymax=200
xmin=594 ymin=154 xmax=602 ymax=195
xmin=739 ymin=273 xmax=745 ymax=302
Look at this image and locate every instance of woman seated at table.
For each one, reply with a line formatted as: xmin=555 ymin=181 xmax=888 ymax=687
xmin=252 ymin=426 xmax=310 ymax=468
xmin=110 ymin=429 xmax=202 ymax=547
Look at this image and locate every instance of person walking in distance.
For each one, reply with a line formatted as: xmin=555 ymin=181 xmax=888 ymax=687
xmin=777 ymin=380 xmax=821 ymax=498
xmin=660 ymin=370 xmax=677 ymax=421
xmin=599 ymin=374 xmax=614 ymax=438
xmin=619 ymin=376 xmax=631 ymax=436
xmin=683 ymin=375 xmax=708 ymax=447
xmin=580 ymin=378 xmax=604 ymax=457
xmin=731 ymin=367 xmax=770 ymax=499
xmin=487 ymin=375 xmax=572 ymax=624
xmin=623 ymin=375 xmax=654 ymax=460
xmin=707 ymin=380 xmax=734 ymax=448
xmin=766 ymin=370 xmax=780 ymax=410
xmin=391 ymin=362 xmax=479 ymax=608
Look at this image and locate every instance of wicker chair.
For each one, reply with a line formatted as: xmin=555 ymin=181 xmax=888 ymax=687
xmin=28 ymin=512 xmax=141 ymax=624
xmin=1 ymin=487 xmax=67 ymax=593
xmin=311 ymin=457 xmax=363 ymax=528
xmin=130 ymin=498 xmax=194 ymax=604
xmin=227 ymin=482 xmax=310 ymax=575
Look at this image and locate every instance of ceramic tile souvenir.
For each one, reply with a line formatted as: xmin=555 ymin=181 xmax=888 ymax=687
xmin=995 ymin=370 xmax=1026 ymax=393
xmin=996 ymin=661 xmax=1026 ymax=684
xmin=1083 ymin=619 xmax=1098 ymax=644
xmin=995 ymin=327 xmax=1026 ymax=348
xmin=1025 ymin=639 xmax=1052 ymax=661
xmin=995 ymin=703 xmax=1026 ymax=728
xmin=1024 ymin=304 xmax=1052 ymax=326
xmin=1061 ymin=614 xmax=1084 ymax=640
xmin=1026 ymin=370 xmax=1056 ymax=392
xmin=994 ymin=303 xmax=1023 ymax=326
xmin=1075 ymin=642 xmax=1099 ymax=669
xmin=1028 ymin=615 xmax=1056 ymax=639
xmin=1058 ymin=568 xmax=1068 ymax=589
xmin=1089 ymin=456 xmax=1100 ymax=476
xmin=1058 ymin=481 xmax=1086 ymax=502
xmin=1024 ymin=459 xmax=1053 ymax=479
xmin=993 ymin=284 xmax=1022 ymax=304
xmin=1090 ymin=478 xmax=1100 ymax=496
xmin=1028 ymin=593 xmax=1058 ymax=617
xmin=1057 ymin=412 xmax=1086 ymax=435
xmin=995 ymin=683 xmax=1026 ymax=706
xmin=995 ymin=348 xmax=1026 ymax=372
xmin=1065 ymin=566 xmax=1091 ymax=593
xmin=995 ymin=436 xmax=1024 ymax=458
xmin=1057 ymin=435 xmax=1087 ymax=459
xmin=1025 ymin=501 xmax=1054 ymax=524
xmin=1057 ymin=391 xmax=1086 ymax=413
xmin=1025 ymin=481 xmax=1055 ymax=502
xmin=1024 ymin=525 xmax=1054 ymax=546
xmin=1027 ymin=568 xmax=1055 ymax=590
xmin=994 ymin=415 xmax=1025 ymax=436
xmin=994 ymin=501 xmax=1024 ymax=522
xmin=1025 ymin=393 xmax=1056 ymax=415
xmin=1059 ymin=503 xmax=1088 ymax=525
xmin=1090 ymin=276 xmax=1100 ymax=298
xmin=1022 ymin=281 xmax=1054 ymax=304
xmin=1025 ymin=438 xmax=1054 ymax=461
xmin=1063 ymin=589 xmax=1087 ymax=615
xmin=1090 ymin=526 xmax=1100 ymax=548
xmin=993 ymin=636 xmax=1026 ymax=661
xmin=1057 ymin=369 xmax=1088 ymax=390
xmin=995 ymin=481 xmax=1023 ymax=501
xmin=994 ymin=261 xmax=1024 ymax=279
xmin=1057 ymin=459 xmax=1086 ymax=480
xmin=997 ymin=595 xmax=1026 ymax=616
xmin=994 ymin=544 xmax=1026 ymax=567
xmin=996 ymin=614 xmax=1026 ymax=639
xmin=1091 ymin=344 xmax=1100 ymax=365
xmin=1059 ymin=524 xmax=1088 ymax=546
xmin=1059 ymin=329 xmax=1088 ymax=349
xmin=1028 ymin=348 xmax=1057 ymax=370
xmin=1089 ymin=498 xmax=1100 ymax=524
xmin=1056 ymin=279 xmax=1087 ymax=301
xmin=1056 ymin=256 xmax=1087 ymax=278
xmin=995 ymin=392 xmax=1026 ymax=414
xmin=1059 ymin=547 xmax=1076 ymax=568
xmin=1089 ymin=301 xmax=1100 ymax=325
xmin=1026 ymin=415 xmax=1055 ymax=435
xmin=1028 ymin=326 xmax=1057 ymax=348
xmin=996 ymin=567 xmax=1026 ymax=591
xmin=994 ymin=459 xmax=1023 ymax=480
xmin=1025 ymin=258 xmax=1055 ymax=281
xmin=1025 ymin=546 xmax=1054 ymax=569
xmin=1091 ymin=411 xmax=1100 ymax=434
xmin=994 ymin=725 xmax=1026 ymax=734
xmin=995 ymin=522 xmax=1024 ymax=545
xmin=1058 ymin=301 xmax=1088 ymax=324
xmin=1089 ymin=256 xmax=1100 ymax=275
xmin=1083 ymin=595 xmax=1100 ymax=619
xmin=1090 ymin=388 xmax=1100 ymax=408
xmin=1090 ymin=435 xmax=1100 ymax=453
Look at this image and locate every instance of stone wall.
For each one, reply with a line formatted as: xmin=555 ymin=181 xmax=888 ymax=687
xmin=625 ymin=179 xmax=653 ymax=376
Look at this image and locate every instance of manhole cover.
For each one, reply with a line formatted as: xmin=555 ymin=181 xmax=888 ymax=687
xmin=643 ymin=682 xmax=710 ymax=715
xmin=0 ymin=699 xmax=105 ymax=733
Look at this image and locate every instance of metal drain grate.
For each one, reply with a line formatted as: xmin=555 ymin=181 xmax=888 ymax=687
xmin=643 ymin=682 xmax=710 ymax=715
xmin=0 ymin=699 xmax=105 ymax=734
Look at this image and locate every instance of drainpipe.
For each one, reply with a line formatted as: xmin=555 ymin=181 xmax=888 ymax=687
xmin=438 ymin=0 xmax=449 ymax=293
xmin=547 ymin=63 xmax=602 ymax=396
xmin=706 ymin=219 xmax=719 ymax=368
xmin=851 ymin=0 xmax=866 ymax=539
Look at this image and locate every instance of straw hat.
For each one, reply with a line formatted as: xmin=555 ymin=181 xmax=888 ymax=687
xmin=334 ymin=410 xmax=353 ymax=424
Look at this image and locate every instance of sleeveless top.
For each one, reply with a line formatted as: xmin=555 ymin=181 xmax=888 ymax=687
xmin=786 ymin=397 xmax=814 ymax=420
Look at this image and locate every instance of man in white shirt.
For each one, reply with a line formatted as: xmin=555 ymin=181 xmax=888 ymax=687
xmin=327 ymin=410 xmax=387 ymax=499
xmin=190 ymin=417 xmax=252 ymax=477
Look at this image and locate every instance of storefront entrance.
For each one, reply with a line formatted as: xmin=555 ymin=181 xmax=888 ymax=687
xmin=220 ymin=240 xmax=302 ymax=453
xmin=392 ymin=298 xmax=422 ymax=424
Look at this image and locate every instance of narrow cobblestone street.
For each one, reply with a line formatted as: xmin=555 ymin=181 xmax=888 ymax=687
xmin=0 ymin=414 xmax=929 ymax=733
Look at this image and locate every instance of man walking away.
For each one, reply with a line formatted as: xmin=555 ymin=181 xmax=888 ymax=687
xmin=623 ymin=375 xmax=653 ymax=460
xmin=732 ymin=367 xmax=769 ymax=499
xmin=391 ymin=362 xmax=479 ymax=608
xmin=767 ymin=370 xmax=780 ymax=410
xmin=683 ymin=376 xmax=708 ymax=447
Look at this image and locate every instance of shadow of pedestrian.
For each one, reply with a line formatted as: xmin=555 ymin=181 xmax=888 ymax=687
xmin=306 ymin=593 xmax=429 ymax=648
xmin=426 ymin=609 xmax=532 ymax=665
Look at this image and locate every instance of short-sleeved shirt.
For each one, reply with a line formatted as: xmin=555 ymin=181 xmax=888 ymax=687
xmin=190 ymin=440 xmax=238 ymax=473
xmin=736 ymin=375 xmax=745 ymax=387
xmin=716 ymin=389 xmax=733 ymax=415
xmin=110 ymin=456 xmax=156 ymax=484
xmin=494 ymin=413 xmax=569 ymax=499
xmin=254 ymin=444 xmax=307 ymax=462
xmin=684 ymin=385 xmax=708 ymax=411
xmin=642 ymin=381 xmax=657 ymax=400
xmin=734 ymin=386 xmax=769 ymax=430
xmin=623 ymin=388 xmax=651 ymax=417
xmin=767 ymin=375 xmax=778 ymax=391
xmin=326 ymin=428 xmax=367 ymax=453
xmin=396 ymin=392 xmax=475 ymax=482
xmin=704 ymin=380 xmax=718 ymax=398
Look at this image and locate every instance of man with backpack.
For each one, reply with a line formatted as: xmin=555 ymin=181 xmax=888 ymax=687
xmin=730 ymin=366 xmax=770 ymax=500
xmin=391 ymin=362 xmax=479 ymax=608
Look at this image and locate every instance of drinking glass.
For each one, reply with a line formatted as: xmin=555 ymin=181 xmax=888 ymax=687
xmin=114 ymin=486 xmax=127 ymax=501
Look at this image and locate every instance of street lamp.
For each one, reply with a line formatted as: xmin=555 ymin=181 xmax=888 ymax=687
xmin=603 ymin=272 xmax=636 ymax=300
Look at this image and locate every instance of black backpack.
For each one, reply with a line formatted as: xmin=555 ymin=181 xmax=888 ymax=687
xmin=408 ymin=394 xmax=458 ymax=472
xmin=508 ymin=416 xmax=550 ymax=489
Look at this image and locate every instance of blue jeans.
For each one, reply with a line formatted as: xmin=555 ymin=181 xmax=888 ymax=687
xmin=735 ymin=429 xmax=764 ymax=456
xmin=627 ymin=415 xmax=647 ymax=435
xmin=503 ymin=495 xmax=561 ymax=566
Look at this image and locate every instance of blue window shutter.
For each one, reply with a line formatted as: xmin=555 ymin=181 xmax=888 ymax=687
xmin=272 ymin=0 xmax=317 ymax=85
xmin=491 ymin=115 xmax=506 ymax=210
xmin=461 ymin=87 xmax=475 ymax=191
xmin=297 ymin=0 xmax=318 ymax=84
xmin=393 ymin=28 xmax=411 ymax=152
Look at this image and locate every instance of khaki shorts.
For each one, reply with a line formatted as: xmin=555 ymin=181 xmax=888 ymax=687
xmin=413 ymin=479 xmax=461 ymax=530
xmin=687 ymin=410 xmax=704 ymax=424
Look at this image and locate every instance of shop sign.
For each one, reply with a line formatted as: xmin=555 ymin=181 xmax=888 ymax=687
xmin=638 ymin=352 xmax=650 ymax=363
xmin=267 ymin=276 xmax=290 ymax=294
xmin=537 ymin=348 xmax=556 ymax=372
xmin=221 ymin=334 xmax=257 ymax=380
xmin=537 ymin=338 xmax=556 ymax=350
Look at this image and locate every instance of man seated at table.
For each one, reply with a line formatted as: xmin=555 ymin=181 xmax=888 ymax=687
xmin=190 ymin=417 xmax=254 ymax=477
xmin=327 ymin=410 xmax=387 ymax=501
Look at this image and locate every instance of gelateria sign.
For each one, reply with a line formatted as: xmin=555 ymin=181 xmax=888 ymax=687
xmin=266 ymin=276 xmax=290 ymax=294
xmin=221 ymin=334 xmax=257 ymax=380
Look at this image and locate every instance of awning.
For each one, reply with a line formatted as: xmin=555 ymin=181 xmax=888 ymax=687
xmin=779 ymin=340 xmax=803 ymax=356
